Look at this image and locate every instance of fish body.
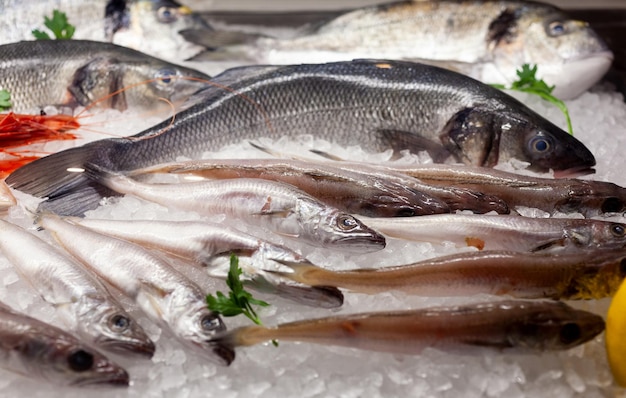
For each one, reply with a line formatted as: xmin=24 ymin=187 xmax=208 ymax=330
xmin=38 ymin=214 xmax=234 ymax=366
xmin=0 ymin=301 xmax=129 ymax=387
xmin=0 ymin=219 xmax=155 ymax=357
xmin=363 ymin=214 xmax=626 ymax=253
xmin=6 ymin=59 xmax=596 ymax=215
xmin=82 ymin=167 xmax=386 ymax=253
xmin=211 ymin=300 xmax=605 ymax=356
xmin=278 ymin=249 xmax=626 ymax=299
xmin=0 ymin=39 xmax=211 ymax=113
xmin=198 ymin=0 xmax=612 ymax=99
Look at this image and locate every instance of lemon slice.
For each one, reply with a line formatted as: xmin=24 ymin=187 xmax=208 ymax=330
xmin=606 ymin=276 xmax=626 ymax=386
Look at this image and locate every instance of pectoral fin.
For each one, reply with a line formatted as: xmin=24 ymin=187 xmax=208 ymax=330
xmin=378 ymin=129 xmax=451 ymax=162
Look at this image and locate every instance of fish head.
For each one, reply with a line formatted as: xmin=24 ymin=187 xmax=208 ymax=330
xmin=22 ymin=336 xmax=128 ymax=387
xmin=588 ymin=221 xmax=626 ymax=250
xmin=78 ymin=297 xmax=155 ymax=358
xmin=489 ymin=5 xmax=613 ymax=99
xmin=506 ymin=301 xmax=604 ymax=351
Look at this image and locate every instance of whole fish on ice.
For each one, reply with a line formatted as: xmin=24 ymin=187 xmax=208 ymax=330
xmin=192 ymin=0 xmax=613 ymax=99
xmin=6 ymin=59 xmax=596 ymax=215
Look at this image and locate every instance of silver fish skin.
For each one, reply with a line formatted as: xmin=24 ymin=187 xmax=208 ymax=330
xmin=0 ymin=219 xmax=155 ymax=357
xmin=38 ymin=214 xmax=234 ymax=366
xmin=6 ymin=59 xmax=596 ymax=216
xmin=379 ymin=162 xmax=626 ymax=217
xmin=0 ymin=301 xmax=129 ymax=387
xmin=82 ymin=166 xmax=386 ymax=253
xmin=276 ymin=249 xmax=626 ymax=299
xmin=197 ymin=0 xmax=612 ymax=99
xmin=64 ymin=217 xmax=344 ymax=308
xmin=131 ymin=157 xmax=452 ymax=217
xmin=0 ymin=39 xmax=211 ymax=113
xmin=362 ymin=214 xmax=626 ymax=253
xmin=210 ymin=300 xmax=605 ymax=356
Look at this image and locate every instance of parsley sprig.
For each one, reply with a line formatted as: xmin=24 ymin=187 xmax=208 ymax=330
xmin=32 ymin=10 xmax=76 ymax=40
xmin=492 ymin=64 xmax=573 ymax=135
xmin=207 ymin=254 xmax=270 ymax=325
xmin=0 ymin=90 xmax=11 ymax=111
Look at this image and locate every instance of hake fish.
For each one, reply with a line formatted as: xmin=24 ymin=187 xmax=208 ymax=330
xmin=209 ymin=300 xmax=605 ymax=358
xmin=0 ymin=301 xmax=129 ymax=387
xmin=39 ymin=214 xmax=234 ymax=366
xmin=193 ymin=0 xmax=612 ymax=99
xmin=80 ymin=166 xmax=386 ymax=253
xmin=275 ymin=249 xmax=626 ymax=299
xmin=0 ymin=40 xmax=211 ymax=113
xmin=363 ymin=214 xmax=626 ymax=253
xmin=6 ymin=59 xmax=596 ymax=216
xmin=0 ymin=219 xmax=155 ymax=357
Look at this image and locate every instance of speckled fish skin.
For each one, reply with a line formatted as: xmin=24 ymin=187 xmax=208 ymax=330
xmin=277 ymin=249 xmax=626 ymax=299
xmin=363 ymin=214 xmax=626 ymax=253
xmin=0 ymin=219 xmax=155 ymax=358
xmin=210 ymin=300 xmax=605 ymax=356
xmin=6 ymin=59 xmax=596 ymax=216
xmin=0 ymin=40 xmax=211 ymax=113
xmin=0 ymin=302 xmax=129 ymax=387
xmin=38 ymin=214 xmax=234 ymax=366
xmin=204 ymin=0 xmax=612 ymax=99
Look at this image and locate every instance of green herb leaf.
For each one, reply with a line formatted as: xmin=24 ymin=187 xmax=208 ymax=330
xmin=491 ymin=64 xmax=573 ymax=135
xmin=32 ymin=10 xmax=75 ymax=40
xmin=0 ymin=90 xmax=11 ymax=111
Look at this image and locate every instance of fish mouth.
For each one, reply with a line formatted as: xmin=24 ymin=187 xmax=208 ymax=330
xmin=72 ymin=367 xmax=130 ymax=388
xmin=332 ymin=234 xmax=387 ymax=253
xmin=553 ymin=166 xmax=596 ymax=178
xmin=95 ymin=337 xmax=156 ymax=359
xmin=551 ymin=51 xmax=614 ymax=99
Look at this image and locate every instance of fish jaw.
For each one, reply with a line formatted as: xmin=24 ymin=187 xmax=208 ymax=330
xmin=547 ymin=51 xmax=613 ymax=100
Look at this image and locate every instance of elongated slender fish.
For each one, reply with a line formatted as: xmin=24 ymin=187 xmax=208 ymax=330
xmin=0 ymin=219 xmax=155 ymax=357
xmin=209 ymin=300 xmax=605 ymax=358
xmin=275 ymin=249 xmax=626 ymax=299
xmin=0 ymin=301 xmax=129 ymax=387
xmin=378 ymin=162 xmax=626 ymax=217
xmin=38 ymin=214 xmax=234 ymax=366
xmin=81 ymin=166 xmax=386 ymax=253
xmin=0 ymin=40 xmax=211 ymax=113
xmin=362 ymin=214 xmax=626 ymax=253
xmin=6 ymin=59 xmax=596 ymax=216
xmin=62 ymin=217 xmax=344 ymax=308
xmin=192 ymin=0 xmax=612 ymax=99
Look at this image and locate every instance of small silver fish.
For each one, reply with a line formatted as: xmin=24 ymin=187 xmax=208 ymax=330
xmin=0 ymin=301 xmax=129 ymax=387
xmin=0 ymin=219 xmax=155 ymax=357
xmin=210 ymin=300 xmax=605 ymax=358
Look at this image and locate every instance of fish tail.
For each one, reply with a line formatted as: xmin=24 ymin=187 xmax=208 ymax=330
xmin=5 ymin=141 xmax=120 ymax=216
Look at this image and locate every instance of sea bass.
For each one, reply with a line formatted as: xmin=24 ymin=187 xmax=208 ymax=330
xmin=0 ymin=219 xmax=155 ymax=357
xmin=193 ymin=0 xmax=612 ymax=99
xmin=0 ymin=40 xmax=211 ymax=113
xmin=363 ymin=214 xmax=626 ymax=253
xmin=38 ymin=214 xmax=234 ymax=365
xmin=6 ymin=60 xmax=596 ymax=215
xmin=0 ymin=301 xmax=129 ymax=387
xmin=210 ymin=300 xmax=605 ymax=358
xmin=275 ymin=249 xmax=626 ymax=299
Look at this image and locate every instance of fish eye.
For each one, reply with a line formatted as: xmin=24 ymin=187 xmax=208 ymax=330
xmin=548 ymin=21 xmax=566 ymax=36
xmin=610 ymin=223 xmax=625 ymax=237
xmin=528 ymin=135 xmax=552 ymax=154
xmin=157 ymin=6 xmax=178 ymax=23
xmin=337 ymin=215 xmax=358 ymax=231
xmin=67 ymin=349 xmax=94 ymax=372
xmin=602 ymin=197 xmax=624 ymax=213
xmin=156 ymin=69 xmax=176 ymax=85
xmin=109 ymin=314 xmax=130 ymax=332
xmin=559 ymin=322 xmax=581 ymax=345
xmin=201 ymin=314 xmax=221 ymax=331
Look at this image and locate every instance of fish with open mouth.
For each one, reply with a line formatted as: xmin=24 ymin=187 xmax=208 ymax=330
xmin=0 ymin=301 xmax=129 ymax=387
xmin=5 ymin=59 xmax=596 ymax=216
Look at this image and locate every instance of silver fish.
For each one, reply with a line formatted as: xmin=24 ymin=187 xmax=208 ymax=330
xmin=275 ymin=249 xmax=626 ymax=299
xmin=362 ymin=213 xmax=626 ymax=253
xmin=6 ymin=60 xmax=596 ymax=216
xmin=38 ymin=214 xmax=234 ymax=366
xmin=209 ymin=300 xmax=605 ymax=357
xmin=194 ymin=0 xmax=612 ymax=99
xmin=0 ymin=301 xmax=129 ymax=387
xmin=0 ymin=39 xmax=211 ymax=113
xmin=81 ymin=166 xmax=386 ymax=253
xmin=0 ymin=181 xmax=16 ymax=213
xmin=0 ymin=219 xmax=155 ymax=357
